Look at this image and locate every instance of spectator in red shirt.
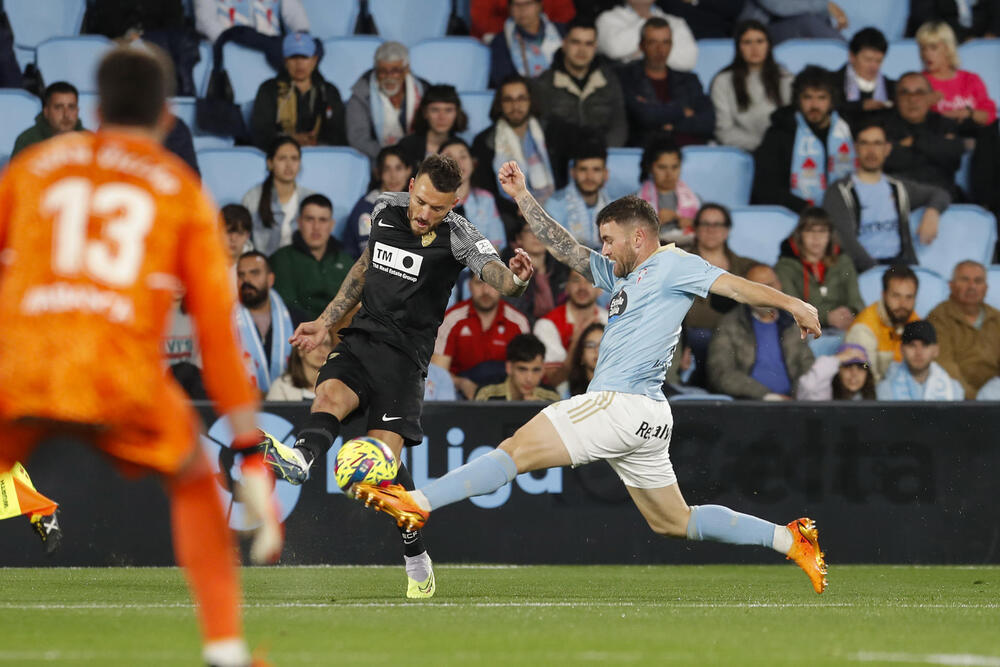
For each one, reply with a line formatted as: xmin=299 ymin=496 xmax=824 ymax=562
xmin=534 ymin=270 xmax=608 ymax=388
xmin=432 ymin=274 xmax=531 ymax=398
xmin=917 ymin=21 xmax=997 ymax=127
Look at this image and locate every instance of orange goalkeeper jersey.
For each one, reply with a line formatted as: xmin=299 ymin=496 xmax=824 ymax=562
xmin=0 ymin=130 xmax=256 ymax=424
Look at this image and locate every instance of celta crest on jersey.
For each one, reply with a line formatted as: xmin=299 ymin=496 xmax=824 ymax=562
xmin=608 ymin=289 xmax=628 ymax=322
xmin=372 ymin=241 xmax=424 ymax=282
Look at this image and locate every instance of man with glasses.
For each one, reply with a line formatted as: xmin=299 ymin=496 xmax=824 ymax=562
xmin=823 ymin=119 xmax=951 ymax=272
xmin=883 ymin=71 xmax=965 ymax=195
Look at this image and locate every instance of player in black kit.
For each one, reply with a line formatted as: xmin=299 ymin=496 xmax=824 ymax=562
xmin=262 ymin=154 xmax=533 ymax=597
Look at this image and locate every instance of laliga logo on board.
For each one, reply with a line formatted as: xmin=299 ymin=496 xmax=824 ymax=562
xmin=201 ymin=412 xmax=302 ymax=530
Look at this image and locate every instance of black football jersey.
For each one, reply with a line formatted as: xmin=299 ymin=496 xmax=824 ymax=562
xmin=346 ymin=192 xmax=501 ymax=369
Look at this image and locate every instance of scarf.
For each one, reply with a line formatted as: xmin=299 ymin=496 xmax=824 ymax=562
xmin=844 ymin=64 xmax=888 ymax=103
xmin=216 ymin=0 xmax=281 ymax=35
xmin=462 ymin=188 xmax=507 ymax=250
xmin=493 ymin=117 xmax=554 ymax=201
xmin=790 ymin=110 xmax=855 ymax=205
xmin=638 ymin=179 xmax=700 ymax=220
xmin=884 ymin=361 xmax=960 ymax=400
xmin=504 ymin=15 xmax=562 ymax=78
xmin=563 ymin=184 xmax=608 ymax=250
xmin=788 ymin=237 xmax=831 ymax=302
xmin=369 ymin=71 xmax=421 ymax=147
xmin=235 ymin=290 xmax=292 ymax=394
xmin=276 ymin=78 xmax=322 ymax=137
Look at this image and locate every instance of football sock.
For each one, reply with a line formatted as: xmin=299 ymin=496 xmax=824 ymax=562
xmin=294 ymin=411 xmax=341 ymax=465
xmin=685 ymin=505 xmax=781 ymax=552
xmin=404 ymin=552 xmax=433 ymax=582
xmin=202 ymin=638 xmax=251 ymax=667
xmin=394 ymin=463 xmax=426 ymax=557
xmin=167 ymin=461 xmax=242 ymax=643
xmin=421 ymin=449 xmax=518 ymax=511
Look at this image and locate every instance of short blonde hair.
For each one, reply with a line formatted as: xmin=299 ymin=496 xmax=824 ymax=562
xmin=916 ymin=21 xmax=960 ymax=69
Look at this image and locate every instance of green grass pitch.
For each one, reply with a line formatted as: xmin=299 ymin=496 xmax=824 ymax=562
xmin=2 ymin=565 xmax=998 ymax=665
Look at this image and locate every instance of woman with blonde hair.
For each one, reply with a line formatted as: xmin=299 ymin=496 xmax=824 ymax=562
xmin=916 ymin=21 xmax=996 ymax=127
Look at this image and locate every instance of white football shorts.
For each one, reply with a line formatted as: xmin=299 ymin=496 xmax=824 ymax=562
xmin=541 ymin=390 xmax=676 ymax=489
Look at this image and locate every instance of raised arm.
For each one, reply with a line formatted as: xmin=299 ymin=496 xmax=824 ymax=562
xmin=498 ymin=161 xmax=595 ymax=282
xmin=289 ymin=246 xmax=370 ymax=351
xmin=709 ymin=272 xmax=822 ymax=340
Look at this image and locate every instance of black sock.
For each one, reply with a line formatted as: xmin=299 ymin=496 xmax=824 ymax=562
xmin=294 ymin=412 xmax=341 ymax=466
xmin=394 ymin=463 xmax=426 ymax=557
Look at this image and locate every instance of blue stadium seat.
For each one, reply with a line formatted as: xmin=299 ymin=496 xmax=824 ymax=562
xmin=857 ymin=265 xmax=948 ymax=317
xmin=14 ymin=45 xmax=34 ymax=72
xmin=76 ymin=92 xmax=99 ymax=131
xmin=197 ymin=147 xmax=268 ymax=206
xmin=959 ymin=39 xmax=1000 ymax=104
xmin=681 ymin=146 xmax=753 ymax=210
xmin=880 ymin=40 xmax=922 ymax=79
xmin=410 ymin=38 xmax=490 ymax=90
xmin=955 ymin=150 xmax=972 ymax=194
xmin=171 ymin=97 xmax=197 ymax=133
xmin=5 ymin=0 xmax=85 ymax=48
xmin=774 ymin=39 xmax=848 ymax=74
xmin=319 ymin=36 xmax=383 ymax=100
xmin=908 ymin=205 xmax=997 ymax=279
xmin=727 ymin=206 xmax=798 ymax=265
xmin=669 ymin=393 xmax=734 ymax=401
xmin=192 ymin=42 xmax=213 ymax=98
xmin=298 ymin=147 xmax=371 ymax=238
xmin=192 ymin=135 xmax=234 ymax=150
xmin=836 ymin=0 xmax=907 ymax=40
xmin=692 ymin=39 xmax=734 ymax=93
xmin=369 ymin=0 xmax=450 ymax=46
xmin=221 ymin=42 xmax=276 ymax=104
xmin=36 ymin=36 xmax=114 ymax=94
xmin=458 ymin=90 xmax=494 ymax=143
xmin=986 ymin=266 xmax=1000 ymax=311
xmin=0 ymin=90 xmax=42 ymax=156
xmin=605 ymin=147 xmax=643 ymax=199
xmin=300 ymin=0 xmax=359 ymax=39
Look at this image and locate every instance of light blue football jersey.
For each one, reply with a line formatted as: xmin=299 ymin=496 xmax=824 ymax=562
xmin=587 ymin=245 xmax=726 ymax=400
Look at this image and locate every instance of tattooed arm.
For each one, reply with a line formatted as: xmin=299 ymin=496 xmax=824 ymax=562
xmin=481 ymin=256 xmax=530 ymax=297
xmin=498 ymin=161 xmax=594 ymax=282
xmin=289 ymin=247 xmax=370 ymax=351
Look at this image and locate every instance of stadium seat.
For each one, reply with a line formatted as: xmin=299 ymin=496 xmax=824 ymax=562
xmin=857 ymin=265 xmax=948 ymax=316
xmin=880 ymin=40 xmax=922 ymax=80
xmin=669 ymin=393 xmax=734 ymax=401
xmin=955 ymin=150 xmax=972 ymax=195
xmin=986 ymin=266 xmax=1000 ymax=311
xmin=410 ymin=38 xmax=491 ymax=90
xmin=0 ymin=90 xmax=42 ymax=156
xmin=298 ymin=147 xmax=371 ymax=238
xmin=300 ymin=0 xmax=359 ymax=39
xmin=76 ymin=92 xmax=100 ymax=131
xmin=192 ymin=135 xmax=234 ymax=150
xmin=221 ymin=42 xmax=276 ymax=104
xmin=192 ymin=41 xmax=213 ymax=98
xmin=14 ymin=45 xmax=34 ymax=72
xmin=908 ymin=205 xmax=997 ymax=279
xmin=836 ymin=0 xmax=907 ymax=40
xmin=36 ymin=36 xmax=114 ymax=94
xmin=171 ymin=97 xmax=197 ymax=133
xmin=5 ymin=0 xmax=85 ymax=49
xmin=681 ymin=146 xmax=753 ymax=210
xmin=458 ymin=90 xmax=494 ymax=143
xmin=773 ymin=39 xmax=848 ymax=74
xmin=369 ymin=0 xmax=450 ymax=46
xmin=958 ymin=39 xmax=1000 ymax=104
xmin=605 ymin=147 xmax=643 ymax=199
xmin=320 ymin=36 xmax=383 ymax=100
xmin=727 ymin=206 xmax=798 ymax=265
xmin=197 ymin=147 xmax=268 ymax=206
xmin=692 ymin=39 xmax=734 ymax=93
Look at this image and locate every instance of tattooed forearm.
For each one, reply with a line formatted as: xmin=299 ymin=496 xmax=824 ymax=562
xmin=320 ymin=247 xmax=369 ymax=329
xmin=515 ymin=191 xmax=594 ymax=281
xmin=482 ymin=260 xmax=528 ymax=297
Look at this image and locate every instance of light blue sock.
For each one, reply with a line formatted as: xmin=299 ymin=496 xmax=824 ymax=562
xmin=422 ymin=449 xmax=518 ymax=511
xmin=685 ymin=504 xmax=779 ymax=550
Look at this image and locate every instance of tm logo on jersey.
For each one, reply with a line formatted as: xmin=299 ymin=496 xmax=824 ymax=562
xmin=608 ymin=289 xmax=628 ymax=323
xmin=373 ymin=241 xmax=423 ymax=282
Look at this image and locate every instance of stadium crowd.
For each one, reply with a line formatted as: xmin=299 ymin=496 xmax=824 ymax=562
xmin=3 ymin=0 xmax=1000 ymax=403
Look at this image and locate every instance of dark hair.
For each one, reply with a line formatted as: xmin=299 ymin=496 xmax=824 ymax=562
xmin=489 ymin=74 xmax=540 ymax=121
xmin=97 ymin=47 xmax=173 ymax=127
xmin=438 ymin=136 xmax=472 ymax=155
xmin=299 ymin=193 xmax=332 ymax=215
xmin=238 ymin=249 xmax=273 ymax=272
xmin=792 ymin=65 xmax=837 ymax=105
xmin=882 ymin=263 xmax=919 ymax=292
xmin=639 ymin=16 xmax=671 ymax=44
xmin=791 ymin=206 xmax=837 ymax=266
xmin=595 ymin=195 xmax=659 ymax=232
xmin=832 ymin=364 xmax=876 ymax=399
xmin=694 ymin=203 xmax=732 ymax=228
xmin=412 ymin=84 xmax=468 ymax=135
xmin=639 ymin=136 xmax=681 ymax=182
xmin=222 ymin=204 xmax=252 ymax=234
xmin=371 ymin=145 xmax=414 ymax=191
xmin=855 ymin=117 xmax=888 ymax=139
xmin=285 ymin=347 xmax=312 ymax=389
xmin=506 ymin=333 xmax=546 ymax=363
xmin=849 ymin=27 xmax=888 ymax=55
xmin=568 ymin=322 xmax=604 ymax=396
xmin=564 ymin=16 xmax=597 ymax=36
xmin=259 ymin=135 xmax=301 ymax=229
xmin=43 ymin=81 xmax=78 ymax=106
xmin=723 ymin=20 xmax=784 ymax=111
xmin=415 ymin=153 xmax=463 ymax=193
xmin=570 ymin=138 xmax=607 ymax=164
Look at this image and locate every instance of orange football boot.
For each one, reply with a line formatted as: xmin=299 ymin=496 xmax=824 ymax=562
xmin=354 ymin=483 xmax=429 ymax=531
xmin=786 ymin=517 xmax=828 ymax=594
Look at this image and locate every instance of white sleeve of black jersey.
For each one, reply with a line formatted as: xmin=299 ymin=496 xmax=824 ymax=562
xmin=448 ymin=212 xmax=501 ymax=278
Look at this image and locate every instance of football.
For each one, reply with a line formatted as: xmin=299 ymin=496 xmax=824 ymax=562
xmin=334 ymin=436 xmax=399 ymax=496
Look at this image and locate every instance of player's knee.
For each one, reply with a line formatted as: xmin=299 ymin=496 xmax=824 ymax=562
xmin=313 ymin=380 xmax=352 ymax=416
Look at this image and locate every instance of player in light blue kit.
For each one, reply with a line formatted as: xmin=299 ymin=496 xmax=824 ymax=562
xmin=356 ymin=162 xmax=829 ymax=594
